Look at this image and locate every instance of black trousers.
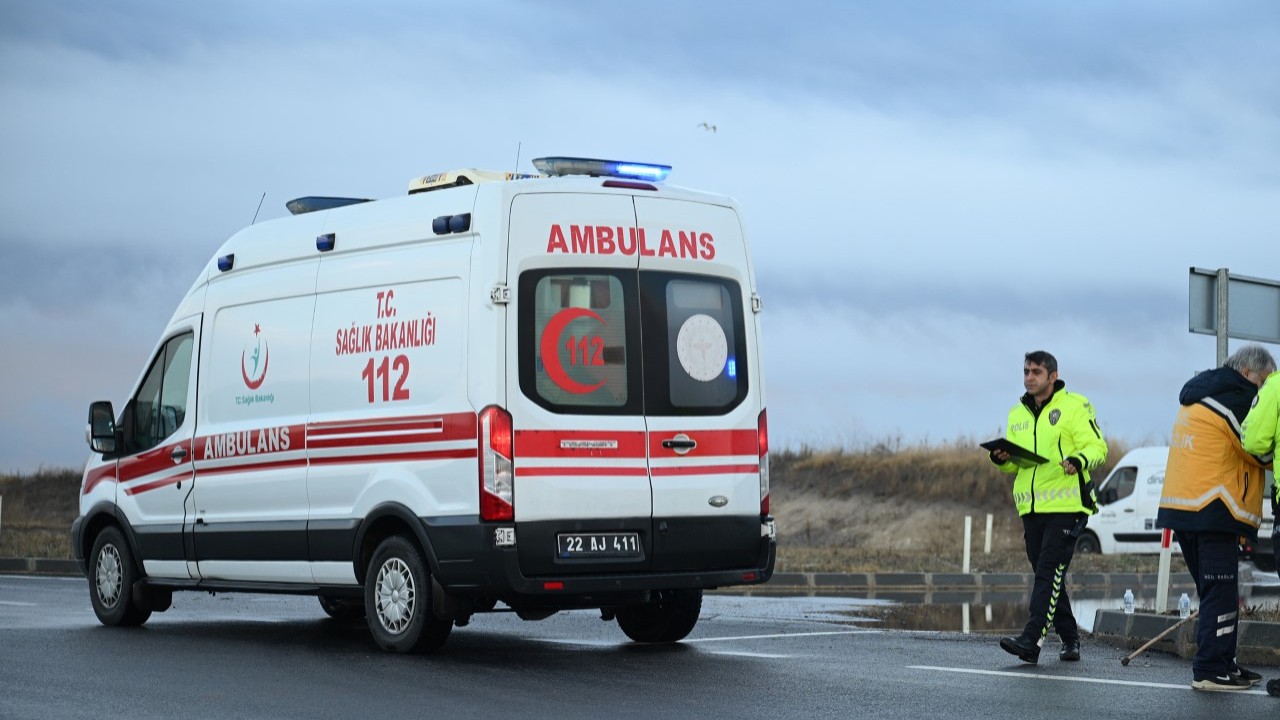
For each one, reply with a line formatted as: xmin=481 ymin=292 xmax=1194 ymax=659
xmin=1174 ymin=530 xmax=1240 ymax=677
xmin=1020 ymin=513 xmax=1083 ymax=643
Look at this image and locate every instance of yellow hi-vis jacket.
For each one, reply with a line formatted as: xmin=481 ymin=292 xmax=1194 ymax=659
xmin=993 ymin=380 xmax=1107 ymax=516
xmin=1242 ymin=370 xmax=1278 ymax=503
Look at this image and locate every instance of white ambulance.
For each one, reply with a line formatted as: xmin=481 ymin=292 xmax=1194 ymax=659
xmin=73 ymin=157 xmax=776 ymax=652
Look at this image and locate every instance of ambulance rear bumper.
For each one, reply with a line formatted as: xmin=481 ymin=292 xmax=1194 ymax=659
xmin=423 ymin=515 xmax=776 ymax=600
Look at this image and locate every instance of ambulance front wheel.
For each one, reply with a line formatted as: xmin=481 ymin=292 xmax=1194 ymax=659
xmin=88 ymin=525 xmax=152 ymax=627
xmin=364 ymin=535 xmax=452 ymax=653
xmin=615 ymin=588 xmax=703 ymax=643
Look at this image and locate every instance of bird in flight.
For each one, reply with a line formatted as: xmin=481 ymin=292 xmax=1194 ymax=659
xmin=697 ymin=122 xmax=717 ymax=132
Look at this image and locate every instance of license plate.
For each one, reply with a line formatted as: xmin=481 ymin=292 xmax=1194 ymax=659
xmin=557 ymin=532 xmax=641 ymax=559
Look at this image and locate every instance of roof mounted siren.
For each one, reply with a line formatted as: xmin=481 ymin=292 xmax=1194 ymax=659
xmin=531 ymin=157 xmax=671 ymax=182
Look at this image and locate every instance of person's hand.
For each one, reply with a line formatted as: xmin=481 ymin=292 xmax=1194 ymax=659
xmin=993 ymin=449 xmax=1010 ymax=463
xmin=1061 ymin=456 xmax=1082 ymax=475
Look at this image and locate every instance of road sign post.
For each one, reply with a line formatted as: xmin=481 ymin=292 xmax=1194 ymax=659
xmin=1189 ymin=267 xmax=1280 ymax=359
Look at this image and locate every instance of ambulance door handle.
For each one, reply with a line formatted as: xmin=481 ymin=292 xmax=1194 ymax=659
xmin=170 ymin=445 xmax=188 ymax=464
xmin=661 ymin=434 xmax=697 ymax=455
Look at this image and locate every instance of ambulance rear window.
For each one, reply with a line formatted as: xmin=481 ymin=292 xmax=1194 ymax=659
xmin=518 ymin=270 xmax=642 ymax=414
xmin=518 ymin=269 xmax=747 ymax=416
xmin=640 ymin=273 xmax=747 ymax=415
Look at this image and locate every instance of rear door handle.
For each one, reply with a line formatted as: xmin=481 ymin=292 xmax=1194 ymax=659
xmin=170 ymin=445 xmax=188 ymax=463
xmin=661 ymin=434 xmax=697 ymax=455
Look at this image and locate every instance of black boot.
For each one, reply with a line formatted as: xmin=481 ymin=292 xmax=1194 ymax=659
xmin=999 ymin=635 xmax=1040 ymax=664
xmin=1267 ymin=678 xmax=1280 ymax=697
xmin=1059 ymin=638 xmax=1081 ymax=661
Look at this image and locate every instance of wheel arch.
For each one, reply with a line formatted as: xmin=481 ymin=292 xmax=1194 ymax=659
xmin=80 ymin=502 xmax=148 ymax=579
xmin=352 ymin=502 xmax=440 ymax=585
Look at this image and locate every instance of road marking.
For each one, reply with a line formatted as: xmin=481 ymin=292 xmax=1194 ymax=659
xmin=682 ymin=630 xmax=879 ymax=643
xmin=535 ymin=629 xmax=878 ymax=648
xmin=909 ymin=666 xmax=1269 ymax=694
xmin=710 ymin=651 xmax=793 ymax=658
xmin=0 ymin=600 xmax=37 ymax=606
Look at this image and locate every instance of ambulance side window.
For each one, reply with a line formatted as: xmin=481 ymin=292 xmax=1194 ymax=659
xmin=640 ymin=272 xmax=747 ymax=415
xmin=129 ymin=332 xmax=194 ymax=453
xmin=518 ymin=270 xmax=642 ymax=414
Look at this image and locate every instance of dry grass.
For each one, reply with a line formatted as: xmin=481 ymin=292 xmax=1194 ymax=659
xmin=0 ymin=469 xmax=80 ymax=559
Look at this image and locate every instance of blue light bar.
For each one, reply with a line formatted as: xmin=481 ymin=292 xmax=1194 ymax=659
xmin=532 ymin=157 xmax=671 ymax=182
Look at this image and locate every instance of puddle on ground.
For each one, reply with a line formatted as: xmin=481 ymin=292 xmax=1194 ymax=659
xmin=832 ymin=585 xmax=1280 ymax=634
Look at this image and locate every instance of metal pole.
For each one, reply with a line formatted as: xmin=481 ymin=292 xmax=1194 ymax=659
xmin=984 ymin=513 xmax=993 ymax=554
xmin=1216 ymin=267 xmax=1230 ymax=367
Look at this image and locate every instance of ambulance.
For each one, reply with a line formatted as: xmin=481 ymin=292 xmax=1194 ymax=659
xmin=72 ymin=157 xmax=776 ymax=652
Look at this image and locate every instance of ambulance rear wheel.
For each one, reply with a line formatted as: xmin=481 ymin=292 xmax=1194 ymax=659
xmin=1074 ymin=531 xmax=1100 ymax=555
xmin=615 ymin=588 xmax=702 ymax=643
xmin=364 ymin=535 xmax=452 ymax=653
xmin=89 ymin=525 xmax=152 ymax=627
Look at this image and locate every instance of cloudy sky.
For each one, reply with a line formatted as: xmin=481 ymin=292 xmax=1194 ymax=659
xmin=2 ymin=1 xmax=1278 ymax=472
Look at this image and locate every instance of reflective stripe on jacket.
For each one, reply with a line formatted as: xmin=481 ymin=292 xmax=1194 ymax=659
xmin=993 ymin=381 xmax=1107 ymax=516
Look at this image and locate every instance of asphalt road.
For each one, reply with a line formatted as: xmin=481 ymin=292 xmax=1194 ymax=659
xmin=2 ymin=575 xmax=1276 ymax=719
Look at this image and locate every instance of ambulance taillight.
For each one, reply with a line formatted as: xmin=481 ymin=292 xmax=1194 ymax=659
xmin=479 ymin=405 xmax=514 ymax=521
xmin=758 ymin=409 xmax=770 ymax=517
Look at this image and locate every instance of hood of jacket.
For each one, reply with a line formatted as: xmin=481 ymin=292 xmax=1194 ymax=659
xmin=1178 ymin=367 xmax=1257 ymax=424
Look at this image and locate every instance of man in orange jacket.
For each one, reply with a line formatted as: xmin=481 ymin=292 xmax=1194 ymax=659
xmin=1156 ymin=344 xmax=1275 ymax=692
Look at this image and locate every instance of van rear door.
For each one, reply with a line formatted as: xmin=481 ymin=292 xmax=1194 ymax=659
xmin=507 ymin=193 xmax=652 ymax=576
xmin=634 ymin=197 xmax=764 ymax=571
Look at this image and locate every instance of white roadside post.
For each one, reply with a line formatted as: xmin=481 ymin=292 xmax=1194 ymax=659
xmin=963 ymin=516 xmax=972 ymax=573
xmin=1155 ymin=528 xmax=1174 ymax=613
xmin=984 ymin=513 xmax=993 ymax=554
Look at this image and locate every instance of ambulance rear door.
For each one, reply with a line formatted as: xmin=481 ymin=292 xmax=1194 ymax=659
xmin=506 ymin=192 xmax=652 ymax=576
xmin=634 ymin=196 xmax=765 ymax=572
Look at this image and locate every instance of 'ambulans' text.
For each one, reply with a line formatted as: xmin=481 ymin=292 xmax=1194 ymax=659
xmin=546 ymin=225 xmax=715 ymax=260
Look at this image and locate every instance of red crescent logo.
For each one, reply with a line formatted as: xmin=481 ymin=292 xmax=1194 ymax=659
xmin=539 ymin=308 xmax=606 ymax=395
xmin=241 ymin=341 xmax=269 ymax=390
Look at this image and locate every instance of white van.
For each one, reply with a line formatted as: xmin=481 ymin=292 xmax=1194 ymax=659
xmin=72 ymin=157 xmax=776 ymax=652
xmin=1079 ymin=446 xmax=1274 ymax=568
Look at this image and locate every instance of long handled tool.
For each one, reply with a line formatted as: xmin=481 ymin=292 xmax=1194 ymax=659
xmin=1120 ymin=609 xmax=1198 ymax=666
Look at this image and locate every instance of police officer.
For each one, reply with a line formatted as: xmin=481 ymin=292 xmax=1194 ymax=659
xmin=1156 ymin=344 xmax=1274 ymax=691
xmin=991 ymin=351 xmax=1107 ymax=664
xmin=1241 ymin=360 xmax=1279 ymax=697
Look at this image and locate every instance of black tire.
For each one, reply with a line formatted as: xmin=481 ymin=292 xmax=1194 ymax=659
xmin=319 ymin=595 xmax=365 ymax=621
xmin=615 ymin=589 xmax=703 ymax=643
xmin=88 ymin=526 xmax=152 ymax=627
xmin=364 ymin=535 xmax=452 ymax=653
xmin=1074 ymin=532 xmax=1101 ymax=555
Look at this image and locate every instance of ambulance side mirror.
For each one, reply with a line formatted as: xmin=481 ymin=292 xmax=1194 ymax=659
xmin=87 ymin=401 xmax=118 ymax=454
